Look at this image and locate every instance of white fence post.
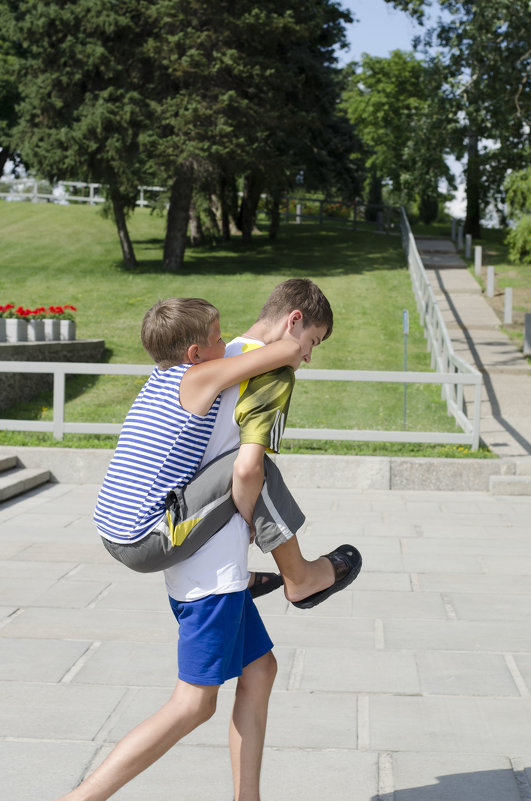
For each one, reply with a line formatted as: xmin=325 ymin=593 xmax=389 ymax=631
xmin=465 ymin=234 xmax=472 ymax=259
xmin=486 ymin=266 xmax=495 ymax=298
xmin=474 ymin=245 xmax=482 ymax=276
xmin=524 ymin=314 xmax=531 ymax=356
xmin=53 ymin=370 xmax=65 ymax=440
xmin=504 ymin=288 xmax=513 ymax=325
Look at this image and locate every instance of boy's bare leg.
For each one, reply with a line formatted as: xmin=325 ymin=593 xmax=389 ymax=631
xmin=55 ymin=680 xmax=219 ymax=801
xmin=271 ymin=536 xmax=336 ymax=603
xmin=229 ymin=651 xmax=277 ymax=801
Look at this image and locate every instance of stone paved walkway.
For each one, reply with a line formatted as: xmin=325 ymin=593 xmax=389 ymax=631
xmin=2 ymin=480 xmax=531 ymax=800
xmin=416 ymin=237 xmax=531 ymax=458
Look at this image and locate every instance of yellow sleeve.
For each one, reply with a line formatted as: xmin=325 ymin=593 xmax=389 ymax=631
xmin=235 ymin=367 xmax=295 ymax=452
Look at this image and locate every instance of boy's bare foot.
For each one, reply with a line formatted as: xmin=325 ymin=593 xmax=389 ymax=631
xmin=248 ymin=571 xmax=284 ymax=599
xmin=291 ymin=545 xmax=362 ymax=609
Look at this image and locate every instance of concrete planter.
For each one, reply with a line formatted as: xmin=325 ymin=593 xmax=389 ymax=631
xmin=5 ymin=318 xmax=28 ymax=342
xmin=43 ymin=319 xmax=61 ymax=341
xmin=59 ymin=320 xmax=76 ymax=341
xmin=27 ymin=319 xmax=45 ymax=341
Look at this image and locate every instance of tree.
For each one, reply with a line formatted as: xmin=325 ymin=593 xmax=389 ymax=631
xmin=385 ymin=0 xmax=531 ymax=236
xmin=7 ymin=0 xmax=149 ymax=268
xmin=342 ymin=50 xmax=453 ymax=222
xmin=144 ymin=0 xmax=355 ymax=261
xmin=505 ymin=166 xmax=531 ymax=264
xmin=6 ymin=0 xmax=356 ymax=271
xmin=0 ymin=5 xmax=21 ymax=175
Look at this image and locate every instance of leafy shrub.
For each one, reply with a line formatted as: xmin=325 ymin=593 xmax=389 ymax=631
xmin=505 ymin=167 xmax=531 ymax=264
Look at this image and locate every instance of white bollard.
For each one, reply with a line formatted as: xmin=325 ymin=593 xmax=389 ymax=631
xmin=457 ymin=224 xmax=464 ymax=251
xmin=474 ymin=245 xmax=482 ymax=276
xmin=486 ymin=265 xmax=495 ymax=298
xmin=525 ymin=314 xmax=531 ymax=356
xmin=296 ymin=202 xmax=302 ymax=224
xmin=465 ymin=234 xmax=472 ymax=259
xmin=504 ymin=288 xmax=513 ymax=324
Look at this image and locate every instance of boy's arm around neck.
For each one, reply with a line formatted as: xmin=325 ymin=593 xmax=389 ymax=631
xmin=180 ymin=339 xmax=301 ymax=416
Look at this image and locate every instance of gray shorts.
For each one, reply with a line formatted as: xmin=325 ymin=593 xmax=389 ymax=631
xmin=100 ymin=448 xmax=305 ymax=573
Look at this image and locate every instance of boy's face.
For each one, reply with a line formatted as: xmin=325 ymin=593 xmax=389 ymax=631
xmin=196 ymin=318 xmax=226 ymax=362
xmin=286 ymin=317 xmax=327 ymax=365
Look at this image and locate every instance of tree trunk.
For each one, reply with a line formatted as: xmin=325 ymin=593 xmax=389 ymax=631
xmin=189 ymin=199 xmax=203 ymax=246
xmin=238 ymin=171 xmax=263 ymax=245
xmin=164 ymin=166 xmax=194 ymax=271
xmin=110 ymin=190 xmax=137 ymax=269
xmin=219 ymin=172 xmax=231 ymax=242
xmin=0 ymin=148 xmax=10 ymax=176
xmin=464 ymin=132 xmax=481 ymax=238
xmin=268 ymin=189 xmax=281 ymax=240
xmin=365 ymin=168 xmax=382 ymax=222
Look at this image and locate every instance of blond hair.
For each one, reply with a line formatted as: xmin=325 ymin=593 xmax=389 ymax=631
xmin=257 ymin=279 xmax=333 ymax=339
xmin=141 ymin=298 xmax=219 ymax=368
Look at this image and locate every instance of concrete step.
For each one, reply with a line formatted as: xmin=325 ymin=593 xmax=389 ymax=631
xmin=489 ymin=475 xmax=531 ymax=496
xmin=0 ymin=467 xmax=51 ymax=502
xmin=0 ymin=455 xmax=18 ymax=473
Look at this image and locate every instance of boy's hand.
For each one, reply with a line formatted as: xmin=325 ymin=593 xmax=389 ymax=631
xmin=281 ymin=339 xmax=303 ymax=370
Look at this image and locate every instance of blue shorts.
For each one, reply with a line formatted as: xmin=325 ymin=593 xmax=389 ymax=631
xmin=169 ymin=590 xmax=274 ymax=686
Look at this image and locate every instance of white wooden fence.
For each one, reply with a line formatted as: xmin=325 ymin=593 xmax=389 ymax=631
xmin=400 ymin=207 xmax=483 ymax=448
xmin=0 ymin=179 xmax=163 ymax=207
xmin=0 ymin=361 xmax=482 ymax=448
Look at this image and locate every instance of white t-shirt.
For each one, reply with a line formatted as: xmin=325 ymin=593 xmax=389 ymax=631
xmin=163 ymin=338 xmax=258 ymax=601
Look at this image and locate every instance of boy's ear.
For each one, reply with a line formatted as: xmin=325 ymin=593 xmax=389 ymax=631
xmin=186 ymin=344 xmax=201 ymax=363
xmin=287 ymin=309 xmax=303 ymax=332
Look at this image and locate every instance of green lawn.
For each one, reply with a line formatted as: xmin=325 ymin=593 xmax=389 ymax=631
xmin=0 ymin=201 xmax=490 ymax=456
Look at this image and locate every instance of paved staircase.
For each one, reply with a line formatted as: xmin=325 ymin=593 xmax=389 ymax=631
xmin=489 ymin=459 xmax=531 ymax=496
xmin=414 ymin=236 xmax=531 ymax=495
xmin=0 ymin=455 xmax=51 ymax=502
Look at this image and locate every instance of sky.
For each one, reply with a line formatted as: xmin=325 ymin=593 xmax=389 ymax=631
xmin=338 ymin=0 xmax=424 ymax=66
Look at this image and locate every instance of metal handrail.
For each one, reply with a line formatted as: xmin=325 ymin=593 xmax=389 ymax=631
xmin=0 ymin=361 xmax=482 ymax=448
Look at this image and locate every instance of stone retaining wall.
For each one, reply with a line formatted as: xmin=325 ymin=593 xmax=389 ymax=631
xmin=0 ymin=340 xmax=106 ymax=411
xmin=1 ymin=445 xmax=525 ymax=491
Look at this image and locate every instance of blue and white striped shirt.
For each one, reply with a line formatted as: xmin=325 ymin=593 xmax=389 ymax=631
xmin=94 ymin=365 xmax=220 ymax=543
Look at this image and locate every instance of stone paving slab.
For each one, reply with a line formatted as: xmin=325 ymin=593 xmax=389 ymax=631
xmin=416 ymin=651 xmax=522 ymax=697
xmin=391 ymin=753 xmax=523 ymax=801
xmin=368 ymin=695 xmax=531 ymax=753
xmin=2 ymin=741 xmax=99 ymax=801
xmin=426 ymin=266 xmax=481 ymax=293
xmin=416 ymin=238 xmax=459 ymax=252
xmin=419 ymin=252 xmax=468 ymax=268
xmin=3 ymin=482 xmax=531 ymax=801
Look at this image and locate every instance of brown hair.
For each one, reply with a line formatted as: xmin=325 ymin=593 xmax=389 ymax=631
xmin=141 ymin=298 xmax=219 ymax=368
xmin=257 ymin=279 xmax=333 ymax=339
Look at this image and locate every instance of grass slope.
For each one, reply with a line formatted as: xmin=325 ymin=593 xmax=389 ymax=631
xmin=0 ymin=201 xmax=490 ymax=456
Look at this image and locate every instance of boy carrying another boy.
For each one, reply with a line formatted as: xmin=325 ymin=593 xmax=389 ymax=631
xmin=94 ymin=296 xmax=303 ymax=594
xmin=57 ymin=281 xmax=360 ymax=801
xmin=96 ymin=283 xmax=360 ymax=606
xmin=162 ymin=278 xmax=361 ymax=609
